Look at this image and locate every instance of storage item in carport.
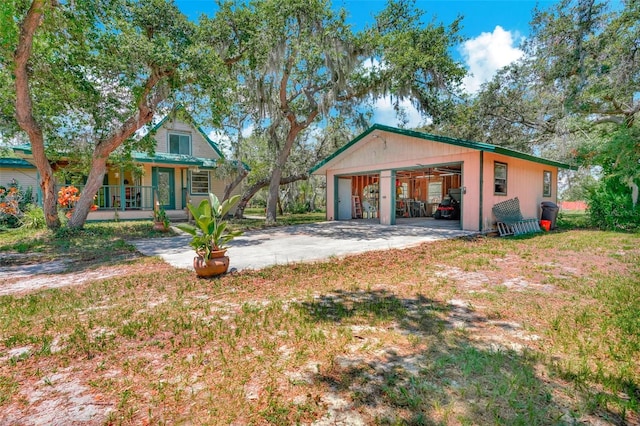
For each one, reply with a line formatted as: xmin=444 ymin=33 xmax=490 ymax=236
xmin=434 ymin=196 xmax=460 ymax=220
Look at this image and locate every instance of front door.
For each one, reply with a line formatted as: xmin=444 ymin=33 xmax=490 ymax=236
xmin=153 ymin=168 xmax=175 ymax=209
xmin=337 ymin=177 xmax=352 ymax=220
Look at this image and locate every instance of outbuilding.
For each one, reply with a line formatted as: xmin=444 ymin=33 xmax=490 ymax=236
xmin=311 ymin=124 xmax=575 ymax=232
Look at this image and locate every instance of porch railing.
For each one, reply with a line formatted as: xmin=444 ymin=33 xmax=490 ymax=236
xmin=57 ymin=184 xmax=156 ymax=211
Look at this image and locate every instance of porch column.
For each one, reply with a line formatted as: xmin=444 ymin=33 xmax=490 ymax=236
xmin=119 ymin=167 xmax=126 ymax=211
xmin=326 ymin=172 xmax=336 ymax=221
xmin=379 ymin=169 xmax=394 ymax=225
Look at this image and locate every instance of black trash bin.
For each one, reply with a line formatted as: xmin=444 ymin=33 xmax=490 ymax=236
xmin=540 ymin=201 xmax=559 ymax=229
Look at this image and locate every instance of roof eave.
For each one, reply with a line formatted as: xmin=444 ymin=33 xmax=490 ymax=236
xmin=0 ymin=158 xmax=36 ymax=169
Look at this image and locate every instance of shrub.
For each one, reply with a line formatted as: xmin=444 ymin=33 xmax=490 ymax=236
xmin=587 ymin=177 xmax=640 ymax=231
xmin=0 ymin=180 xmax=35 ymax=229
xmin=21 ymin=205 xmax=46 ymax=230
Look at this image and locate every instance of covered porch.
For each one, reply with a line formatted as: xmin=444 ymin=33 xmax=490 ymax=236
xmin=58 ymin=181 xmax=189 ymax=222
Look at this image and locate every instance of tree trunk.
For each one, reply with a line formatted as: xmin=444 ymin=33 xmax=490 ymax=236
xmin=222 ymin=164 xmax=248 ymax=202
xmin=234 ymin=173 xmax=308 ymax=219
xmin=13 ymin=0 xmax=61 ymax=230
xmin=265 ymin=167 xmax=283 ymax=224
xmin=39 ymin=166 xmax=60 ymax=229
xmin=265 ymin=124 xmax=305 ymax=224
xmin=65 ymin=73 xmax=164 ymax=229
xmin=67 ymin=159 xmax=107 ymax=228
xmin=65 ymin=106 xmax=158 ymax=229
xmin=13 ymin=0 xmax=169 ymax=230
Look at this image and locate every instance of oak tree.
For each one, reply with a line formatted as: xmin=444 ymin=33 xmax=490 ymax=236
xmin=1 ymin=0 xmax=229 ymax=229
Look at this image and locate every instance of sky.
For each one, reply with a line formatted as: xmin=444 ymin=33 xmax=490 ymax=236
xmin=175 ymin=0 xmax=556 ymax=128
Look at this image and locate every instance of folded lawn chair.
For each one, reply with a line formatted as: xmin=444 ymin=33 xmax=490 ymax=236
xmin=492 ymin=197 xmax=541 ymax=237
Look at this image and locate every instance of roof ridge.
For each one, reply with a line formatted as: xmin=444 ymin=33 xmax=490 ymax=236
xmin=310 ymin=124 xmax=576 ymax=173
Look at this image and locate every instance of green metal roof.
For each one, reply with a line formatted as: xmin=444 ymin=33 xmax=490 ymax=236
xmin=0 ymin=157 xmax=35 ymax=169
xmin=9 ymin=145 xmax=249 ymax=171
xmin=10 ymin=144 xmax=32 ymax=155
xmin=130 ymin=152 xmax=218 ymax=168
xmin=310 ymin=124 xmax=577 ymax=173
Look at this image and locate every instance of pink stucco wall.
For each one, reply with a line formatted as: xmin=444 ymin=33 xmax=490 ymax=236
xmin=460 ymin=152 xmax=481 ymax=230
xmin=482 ymin=153 xmax=558 ymax=229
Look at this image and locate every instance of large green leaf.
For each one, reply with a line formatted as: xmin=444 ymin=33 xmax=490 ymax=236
xmin=181 ymin=192 xmax=243 ymax=259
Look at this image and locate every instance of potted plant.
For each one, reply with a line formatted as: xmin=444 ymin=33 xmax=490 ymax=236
xmin=177 ymin=193 xmax=243 ymax=277
xmin=153 ymin=206 xmax=170 ymax=231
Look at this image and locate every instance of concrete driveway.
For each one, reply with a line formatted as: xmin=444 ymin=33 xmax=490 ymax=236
xmin=132 ymin=220 xmax=476 ymax=272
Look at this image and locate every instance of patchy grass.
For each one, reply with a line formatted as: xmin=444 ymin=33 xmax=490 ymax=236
xmin=0 ymin=221 xmax=172 ymax=267
xmin=0 ymin=226 xmax=638 ymax=424
xmin=0 ymin=213 xmax=327 ymax=266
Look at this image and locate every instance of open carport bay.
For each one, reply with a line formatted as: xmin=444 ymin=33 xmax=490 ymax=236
xmin=337 ymin=164 xmax=463 ymax=227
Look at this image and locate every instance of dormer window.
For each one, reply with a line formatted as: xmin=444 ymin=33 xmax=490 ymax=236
xmin=169 ymin=132 xmax=191 ymax=155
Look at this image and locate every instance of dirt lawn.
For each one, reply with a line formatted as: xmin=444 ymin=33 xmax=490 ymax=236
xmin=1 ymin=231 xmax=638 ymax=425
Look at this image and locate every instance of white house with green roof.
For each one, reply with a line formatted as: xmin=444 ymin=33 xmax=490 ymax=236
xmin=311 ymin=124 xmax=575 ymax=232
xmin=2 ymin=106 xmax=243 ymax=221
xmin=0 ymin=158 xmax=38 ymax=200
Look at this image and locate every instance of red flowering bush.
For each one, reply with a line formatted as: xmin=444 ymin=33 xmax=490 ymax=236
xmin=0 ymin=182 xmax=34 ymax=228
xmin=57 ymin=185 xmax=80 ymax=209
xmin=57 ymin=185 xmax=98 ymax=218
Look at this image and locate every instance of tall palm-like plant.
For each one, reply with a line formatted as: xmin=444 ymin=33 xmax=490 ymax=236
xmin=177 ymin=194 xmax=242 ymax=260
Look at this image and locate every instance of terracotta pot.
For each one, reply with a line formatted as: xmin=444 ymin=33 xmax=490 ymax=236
xmin=193 ymin=250 xmax=229 ymax=277
xmin=153 ymin=221 xmax=168 ymax=232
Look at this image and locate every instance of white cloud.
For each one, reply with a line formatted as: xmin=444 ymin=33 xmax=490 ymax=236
xmin=460 ymin=26 xmax=524 ymax=94
xmin=240 ymin=124 xmax=254 ymax=138
xmin=372 ymin=96 xmax=426 ymax=128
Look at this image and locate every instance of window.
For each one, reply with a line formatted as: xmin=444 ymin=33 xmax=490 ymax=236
xmin=428 ymin=182 xmax=443 ymax=204
xmin=191 ymin=171 xmax=210 ymax=194
xmin=543 ymin=170 xmax=552 ymax=197
xmin=494 ymin=162 xmax=507 ymax=195
xmin=169 ymin=133 xmax=191 ymax=155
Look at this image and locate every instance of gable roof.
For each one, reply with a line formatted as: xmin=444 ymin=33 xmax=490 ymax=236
xmin=145 ymin=104 xmax=225 ymax=159
xmin=310 ymin=124 xmax=577 ymax=173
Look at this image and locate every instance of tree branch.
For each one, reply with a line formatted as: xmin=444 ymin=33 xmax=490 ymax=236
xmin=95 ymin=67 xmax=173 ymax=157
xmin=234 ymin=172 xmax=309 ymax=218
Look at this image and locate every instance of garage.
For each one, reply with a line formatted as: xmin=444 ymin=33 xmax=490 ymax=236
xmin=311 ymin=124 xmax=571 ymax=232
xmin=335 ymin=165 xmax=463 ymax=229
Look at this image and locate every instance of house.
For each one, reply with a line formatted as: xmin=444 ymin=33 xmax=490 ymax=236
xmin=310 ymin=124 xmax=575 ymax=232
xmin=0 ymin=158 xmax=38 ymax=198
xmin=3 ymin=106 xmax=243 ymax=221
